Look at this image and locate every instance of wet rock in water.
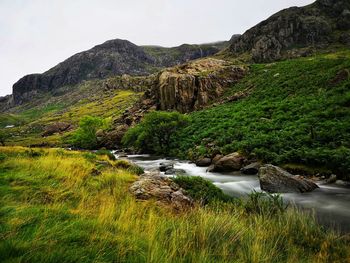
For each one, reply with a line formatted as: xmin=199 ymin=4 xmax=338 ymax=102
xmin=159 ymin=162 xmax=174 ymax=172
xmin=335 ymin=180 xmax=350 ymax=187
xmin=258 ymin=164 xmax=319 ymax=193
xmin=195 ymin=157 xmax=212 ymax=167
xmin=164 ymin=169 xmax=186 ymax=175
xmin=206 ymin=165 xmax=215 ymax=173
xmin=129 ymin=172 xmax=193 ymax=210
xmin=325 ymin=174 xmax=337 ymax=184
xmin=241 ymin=162 xmax=261 ymax=175
xmin=211 ymin=152 xmax=246 ymax=172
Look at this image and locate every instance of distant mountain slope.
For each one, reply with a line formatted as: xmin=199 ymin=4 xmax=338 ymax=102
xmin=227 ymin=0 xmax=350 ymax=62
xmin=11 ymin=39 xmax=227 ymax=105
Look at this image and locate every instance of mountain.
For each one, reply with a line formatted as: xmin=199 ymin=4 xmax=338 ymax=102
xmin=10 ymin=39 xmax=227 ymax=105
xmin=228 ymin=0 xmax=350 ymax=62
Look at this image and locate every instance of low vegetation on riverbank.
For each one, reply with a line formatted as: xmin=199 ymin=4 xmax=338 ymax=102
xmin=0 ymin=146 xmax=349 ymax=262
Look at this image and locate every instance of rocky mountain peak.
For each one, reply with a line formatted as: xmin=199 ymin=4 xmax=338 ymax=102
xmin=228 ymin=0 xmax=350 ymax=62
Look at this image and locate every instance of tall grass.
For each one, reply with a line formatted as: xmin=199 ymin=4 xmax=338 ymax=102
xmin=0 ymin=147 xmax=349 ymax=262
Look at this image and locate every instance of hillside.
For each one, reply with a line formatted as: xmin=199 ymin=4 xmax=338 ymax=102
xmin=226 ymin=0 xmax=350 ymax=62
xmin=3 ymin=39 xmax=227 ymax=107
xmin=122 ymin=49 xmax=350 ymax=180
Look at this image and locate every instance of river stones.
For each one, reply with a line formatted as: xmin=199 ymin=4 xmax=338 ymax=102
xmin=159 ymin=162 xmax=174 ymax=172
xmin=129 ymin=172 xmax=193 ymax=210
xmin=210 ymin=152 xmax=246 ymax=172
xmin=241 ymin=162 xmax=261 ymax=175
xmin=195 ymin=157 xmax=212 ymax=167
xmin=258 ymin=164 xmax=319 ymax=193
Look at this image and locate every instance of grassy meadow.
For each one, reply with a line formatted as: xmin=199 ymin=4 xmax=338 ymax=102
xmin=0 ymin=147 xmax=349 ymax=262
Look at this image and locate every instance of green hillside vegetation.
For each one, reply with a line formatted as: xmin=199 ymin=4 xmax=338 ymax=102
xmin=0 ymin=146 xmax=349 ymax=262
xmin=0 ymin=79 xmax=142 ymax=147
xmin=125 ymin=50 xmax=350 ymax=178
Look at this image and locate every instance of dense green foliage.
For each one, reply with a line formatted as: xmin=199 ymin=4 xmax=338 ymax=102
xmin=69 ymin=116 xmax=109 ymax=149
xmin=0 ymin=146 xmax=349 ymax=262
xmin=170 ymin=51 xmax=350 ymax=178
xmin=173 ymin=176 xmax=233 ymax=204
xmin=122 ymin=111 xmax=189 ymax=154
xmin=0 ymin=129 xmax=9 ymax=146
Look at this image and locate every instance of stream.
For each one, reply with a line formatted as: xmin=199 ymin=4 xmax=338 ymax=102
xmin=118 ymin=154 xmax=350 ymax=234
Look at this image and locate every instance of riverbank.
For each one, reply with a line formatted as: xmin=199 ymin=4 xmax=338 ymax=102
xmin=1 ymin=146 xmax=349 ymax=262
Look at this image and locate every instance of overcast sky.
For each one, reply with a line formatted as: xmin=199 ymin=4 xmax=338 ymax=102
xmin=0 ymin=0 xmax=314 ymax=96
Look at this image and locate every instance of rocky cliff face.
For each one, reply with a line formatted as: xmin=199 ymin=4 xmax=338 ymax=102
xmin=116 ymin=58 xmax=247 ymax=128
xmin=228 ymin=0 xmax=350 ymax=62
xmin=154 ymin=58 xmax=246 ymax=113
xmin=11 ymin=39 xmax=226 ymax=105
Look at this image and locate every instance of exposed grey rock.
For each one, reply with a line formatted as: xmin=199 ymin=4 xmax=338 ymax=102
xmin=129 ymin=172 xmax=193 ymax=210
xmin=211 ymin=152 xmax=246 ymax=172
xmin=195 ymin=157 xmax=212 ymax=167
xmin=42 ymin=122 xmax=72 ymax=137
xmin=258 ymin=164 xmax=319 ymax=193
xmin=159 ymin=162 xmax=174 ymax=172
xmin=228 ymin=0 xmax=350 ymax=62
xmin=11 ymin=40 xmax=228 ymax=106
xmin=325 ymin=174 xmax=337 ymax=184
xmin=164 ymin=169 xmax=186 ymax=175
xmin=241 ymin=162 xmax=261 ymax=175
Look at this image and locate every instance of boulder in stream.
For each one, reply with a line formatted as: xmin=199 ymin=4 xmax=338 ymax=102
xmin=241 ymin=162 xmax=261 ymax=175
xmin=210 ymin=152 xmax=246 ymax=172
xmin=258 ymin=164 xmax=319 ymax=193
xmin=195 ymin=157 xmax=212 ymax=167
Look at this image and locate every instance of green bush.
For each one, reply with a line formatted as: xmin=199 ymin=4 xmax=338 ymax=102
xmin=173 ymin=176 xmax=234 ymax=205
xmin=69 ymin=116 xmax=108 ymax=149
xmin=0 ymin=153 xmax=7 ymax=161
xmin=122 ymin=111 xmax=189 ymax=154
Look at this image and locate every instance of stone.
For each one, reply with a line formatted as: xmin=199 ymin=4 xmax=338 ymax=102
xmin=211 ymin=152 xmax=246 ymax=172
xmin=195 ymin=157 xmax=212 ymax=167
xmin=159 ymin=162 xmax=174 ymax=172
xmin=164 ymin=169 xmax=186 ymax=175
xmin=325 ymin=174 xmax=337 ymax=184
xmin=258 ymin=164 xmax=319 ymax=193
xmin=42 ymin=122 xmax=71 ymax=137
xmin=129 ymin=172 xmax=193 ymax=210
xmin=241 ymin=162 xmax=261 ymax=175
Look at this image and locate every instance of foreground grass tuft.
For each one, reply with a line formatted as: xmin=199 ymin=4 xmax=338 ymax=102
xmin=0 ymin=146 xmax=349 ymax=262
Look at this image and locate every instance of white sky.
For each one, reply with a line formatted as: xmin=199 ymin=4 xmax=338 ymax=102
xmin=0 ymin=0 xmax=314 ymax=96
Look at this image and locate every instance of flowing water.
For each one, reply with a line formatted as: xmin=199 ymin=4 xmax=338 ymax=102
xmin=120 ymin=154 xmax=350 ymax=234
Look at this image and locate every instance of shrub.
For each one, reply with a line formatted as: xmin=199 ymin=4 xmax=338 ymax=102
xmin=173 ymin=176 xmax=234 ymax=205
xmin=122 ymin=111 xmax=189 ymax=154
xmin=0 ymin=153 xmax=7 ymax=161
xmin=69 ymin=116 xmax=108 ymax=149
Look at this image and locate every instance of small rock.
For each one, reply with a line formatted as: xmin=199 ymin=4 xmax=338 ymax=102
xmin=159 ymin=162 xmax=174 ymax=172
xmin=91 ymin=168 xmax=101 ymax=176
xmin=241 ymin=162 xmax=261 ymax=175
xmin=165 ymin=169 xmax=186 ymax=175
xmin=211 ymin=152 xmax=246 ymax=172
xmin=335 ymin=180 xmax=350 ymax=187
xmin=195 ymin=157 xmax=212 ymax=167
xmin=325 ymin=174 xmax=337 ymax=184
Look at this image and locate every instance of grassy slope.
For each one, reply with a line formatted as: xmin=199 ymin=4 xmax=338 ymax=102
xmin=0 ymin=146 xmax=349 ymax=262
xmin=173 ymin=50 xmax=350 ymax=178
xmin=1 ymin=79 xmax=142 ymax=146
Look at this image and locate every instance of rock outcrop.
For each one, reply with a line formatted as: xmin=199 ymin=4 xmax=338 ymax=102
xmin=42 ymin=122 xmax=72 ymax=137
xmin=129 ymin=172 xmax=193 ymax=210
xmin=228 ymin=0 xmax=350 ymax=62
xmin=11 ymin=40 xmax=227 ymax=105
xmin=258 ymin=164 xmax=319 ymax=193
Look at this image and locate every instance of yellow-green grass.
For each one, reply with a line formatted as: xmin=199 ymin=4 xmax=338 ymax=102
xmin=0 ymin=147 xmax=349 ymax=262
xmin=3 ymin=90 xmax=142 ymax=147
